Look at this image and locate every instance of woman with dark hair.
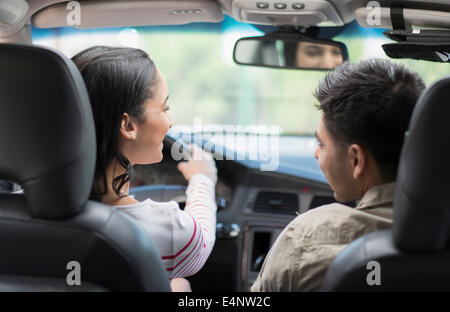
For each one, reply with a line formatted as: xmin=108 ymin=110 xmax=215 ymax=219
xmin=284 ymin=41 xmax=343 ymax=69
xmin=72 ymin=46 xmax=217 ymax=287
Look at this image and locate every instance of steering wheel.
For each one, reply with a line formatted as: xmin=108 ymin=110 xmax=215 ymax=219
xmin=129 ymin=134 xmax=191 ymax=204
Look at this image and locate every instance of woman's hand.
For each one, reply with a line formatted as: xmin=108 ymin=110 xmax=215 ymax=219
xmin=177 ymin=144 xmax=217 ymax=184
xmin=170 ymin=278 xmax=192 ymax=292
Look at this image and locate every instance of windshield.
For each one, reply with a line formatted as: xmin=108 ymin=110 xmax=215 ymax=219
xmin=32 ymin=17 xmax=450 ymax=136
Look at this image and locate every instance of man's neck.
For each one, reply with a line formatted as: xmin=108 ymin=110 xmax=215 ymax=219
xmin=359 ymin=173 xmax=385 ymax=198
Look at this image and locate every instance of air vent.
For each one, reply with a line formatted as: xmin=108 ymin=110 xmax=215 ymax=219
xmin=254 ymin=191 xmax=299 ymax=215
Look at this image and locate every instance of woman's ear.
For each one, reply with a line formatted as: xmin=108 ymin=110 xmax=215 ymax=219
xmin=349 ymin=144 xmax=367 ymax=180
xmin=120 ymin=112 xmax=137 ymax=141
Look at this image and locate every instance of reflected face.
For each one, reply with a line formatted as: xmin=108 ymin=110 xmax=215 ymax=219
xmin=296 ymin=42 xmax=344 ymax=69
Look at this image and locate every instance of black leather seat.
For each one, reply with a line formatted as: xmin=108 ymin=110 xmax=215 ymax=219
xmin=321 ymin=75 xmax=450 ymax=291
xmin=0 ymin=43 xmax=171 ymax=291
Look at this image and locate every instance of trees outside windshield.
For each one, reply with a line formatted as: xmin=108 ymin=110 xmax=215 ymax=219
xmin=32 ymin=18 xmax=450 ymax=136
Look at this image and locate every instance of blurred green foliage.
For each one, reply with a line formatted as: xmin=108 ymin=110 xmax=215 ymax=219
xmin=32 ymin=22 xmax=449 ymax=135
xmin=140 ymin=30 xmax=449 ymax=135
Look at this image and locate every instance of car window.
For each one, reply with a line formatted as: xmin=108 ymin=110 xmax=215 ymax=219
xmin=32 ymin=17 xmax=449 ymax=136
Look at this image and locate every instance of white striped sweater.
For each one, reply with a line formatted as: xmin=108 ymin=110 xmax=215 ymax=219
xmin=115 ymin=174 xmax=217 ymax=279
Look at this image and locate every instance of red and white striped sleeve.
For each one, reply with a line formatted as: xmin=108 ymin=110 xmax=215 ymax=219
xmin=162 ymin=174 xmax=216 ymax=279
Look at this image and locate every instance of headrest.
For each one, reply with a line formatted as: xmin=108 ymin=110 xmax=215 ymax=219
xmin=0 ymin=44 xmax=96 ymax=219
xmin=394 ymin=76 xmax=450 ymax=252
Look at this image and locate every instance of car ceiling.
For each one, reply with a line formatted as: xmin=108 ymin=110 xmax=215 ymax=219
xmin=2 ymin=0 xmax=450 ymax=42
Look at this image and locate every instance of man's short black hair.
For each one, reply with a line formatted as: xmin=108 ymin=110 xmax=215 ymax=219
xmin=315 ymin=58 xmax=425 ymax=182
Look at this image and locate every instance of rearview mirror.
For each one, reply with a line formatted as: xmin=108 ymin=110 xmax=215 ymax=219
xmin=233 ymin=32 xmax=348 ymax=70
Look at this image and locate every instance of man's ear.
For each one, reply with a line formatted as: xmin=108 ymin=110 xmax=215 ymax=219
xmin=120 ymin=112 xmax=137 ymax=141
xmin=349 ymin=144 xmax=367 ymax=180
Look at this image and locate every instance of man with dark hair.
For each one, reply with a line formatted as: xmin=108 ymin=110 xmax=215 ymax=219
xmin=251 ymin=59 xmax=426 ymax=292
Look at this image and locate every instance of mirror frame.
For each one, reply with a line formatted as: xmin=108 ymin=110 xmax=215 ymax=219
xmin=233 ymin=30 xmax=349 ymax=71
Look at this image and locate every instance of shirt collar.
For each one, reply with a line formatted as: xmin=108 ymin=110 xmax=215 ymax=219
xmin=355 ymin=182 xmax=396 ymax=210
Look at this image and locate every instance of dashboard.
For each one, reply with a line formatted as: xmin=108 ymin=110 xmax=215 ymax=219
xmin=130 ymin=134 xmax=340 ymax=291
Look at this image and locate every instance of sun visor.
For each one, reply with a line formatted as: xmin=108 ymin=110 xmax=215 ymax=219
xmin=32 ymin=0 xmax=223 ymax=29
xmin=356 ymin=6 xmax=450 ymax=30
xmin=383 ymin=42 xmax=450 ymax=63
xmin=384 ymin=29 xmax=450 ymax=42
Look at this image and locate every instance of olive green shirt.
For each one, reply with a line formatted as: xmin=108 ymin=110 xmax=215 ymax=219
xmin=251 ymin=183 xmax=395 ymax=292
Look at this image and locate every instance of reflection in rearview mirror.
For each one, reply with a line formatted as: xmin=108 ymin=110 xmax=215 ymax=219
xmin=287 ymin=41 xmax=344 ymax=69
xmin=234 ymin=36 xmax=348 ymax=71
